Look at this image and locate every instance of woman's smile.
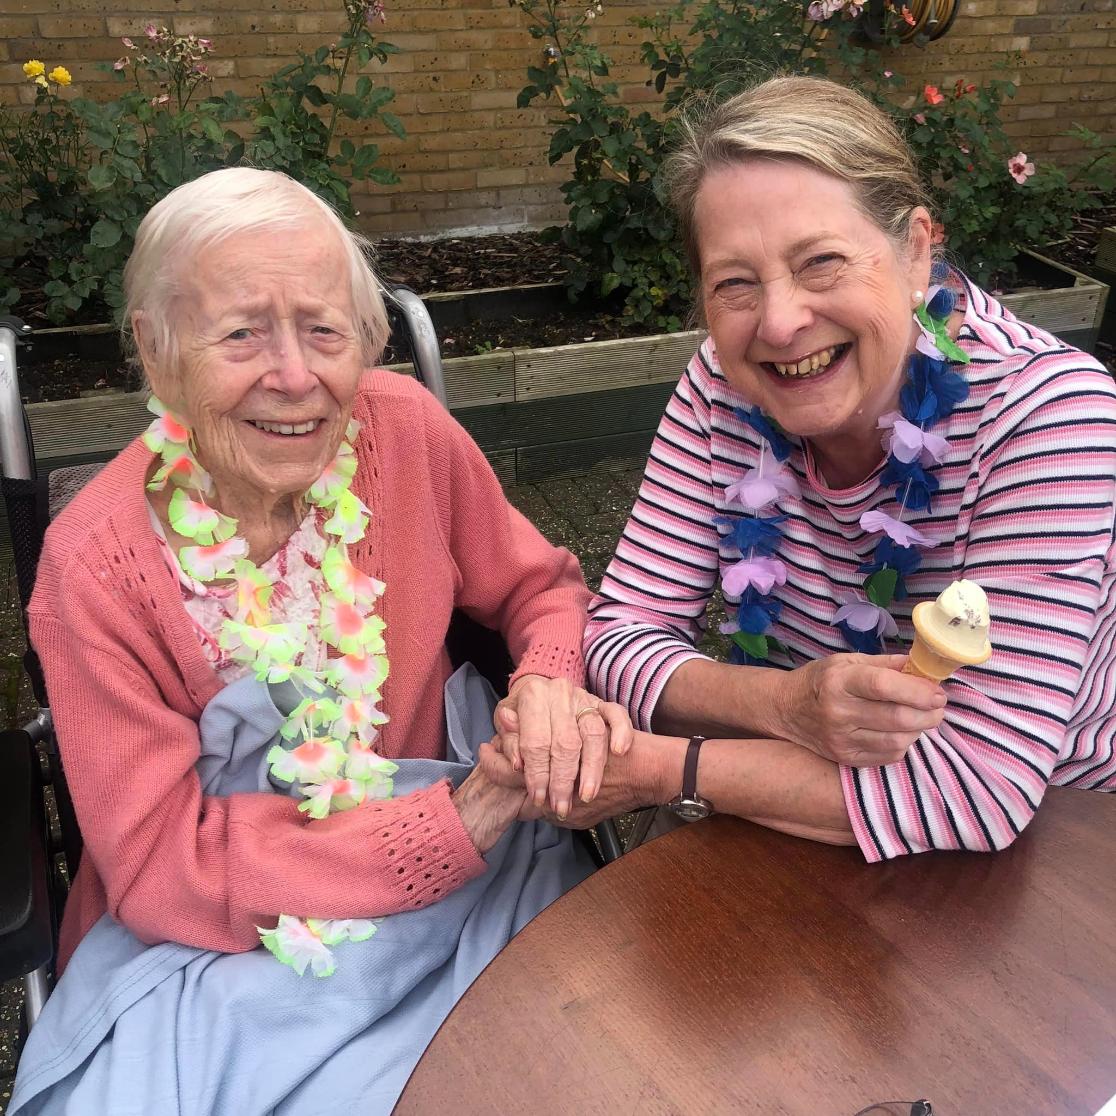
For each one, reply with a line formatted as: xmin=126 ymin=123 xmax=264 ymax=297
xmin=760 ymin=341 xmax=852 ymax=382
xmin=245 ymin=417 xmax=325 ymax=437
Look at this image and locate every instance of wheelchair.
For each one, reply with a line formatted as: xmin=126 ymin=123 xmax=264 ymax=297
xmin=0 ymin=291 xmax=622 ymax=1056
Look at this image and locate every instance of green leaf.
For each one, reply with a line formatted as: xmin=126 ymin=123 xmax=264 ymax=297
xmin=380 ymin=111 xmax=406 ymax=139
xmin=366 ymin=166 xmax=399 ymax=185
xmin=87 ymin=164 xmax=117 ymax=191
xmin=600 ymin=272 xmax=621 ymax=296
xmin=363 ymin=86 xmax=393 ymax=112
xmin=865 ymin=567 xmax=898 ymax=609
xmin=86 ymin=125 xmax=115 ymax=151
xmin=89 ymin=219 xmax=122 ymax=249
xmin=202 ymin=116 xmax=224 ymax=143
xmin=731 ymin=631 xmax=769 ymax=660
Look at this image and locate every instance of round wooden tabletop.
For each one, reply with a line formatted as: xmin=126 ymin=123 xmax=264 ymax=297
xmin=395 ymin=787 xmax=1116 ymax=1115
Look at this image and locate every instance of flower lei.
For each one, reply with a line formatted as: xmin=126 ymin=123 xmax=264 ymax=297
xmin=144 ymin=397 xmax=395 ymax=978
xmin=717 ymin=263 xmax=971 ymax=663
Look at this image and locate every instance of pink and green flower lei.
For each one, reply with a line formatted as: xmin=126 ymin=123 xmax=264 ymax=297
xmin=144 ymin=397 xmax=395 ymax=978
xmin=717 ymin=263 xmax=970 ymax=663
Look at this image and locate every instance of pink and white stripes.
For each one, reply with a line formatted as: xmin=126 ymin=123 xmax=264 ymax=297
xmin=585 ymin=277 xmax=1116 ymax=860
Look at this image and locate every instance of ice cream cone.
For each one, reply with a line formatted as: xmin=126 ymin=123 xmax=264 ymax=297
xmin=902 ymin=599 xmax=992 ymax=681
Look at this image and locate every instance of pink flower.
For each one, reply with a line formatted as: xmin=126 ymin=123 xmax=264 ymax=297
xmin=1008 ymin=152 xmax=1035 ymax=184
xmin=923 ymin=84 xmax=945 ymax=106
xmin=833 ymin=593 xmax=898 ymax=638
xmin=113 ymin=57 xmax=129 ymax=70
xmin=198 ymin=37 xmax=213 ymax=49
xmin=883 ymin=70 xmax=893 ymax=78
xmin=724 ymin=459 xmax=801 ymax=512
xmin=900 ymin=5 xmax=915 ymax=25
xmin=121 ymin=37 xmax=136 ymax=48
xmin=144 ymin=23 xmax=158 ymax=39
xmin=913 ymin=112 xmax=927 ymax=125
xmin=877 ymin=412 xmax=950 ymax=466
xmin=859 ymin=509 xmax=936 ymax=549
xmin=722 ymin=556 xmax=787 ymax=597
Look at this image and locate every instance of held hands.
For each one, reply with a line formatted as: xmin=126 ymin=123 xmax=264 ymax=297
xmin=479 ymin=729 xmax=663 ymax=830
xmin=493 ymin=674 xmax=635 ymax=820
xmin=778 ymin=653 xmax=947 ymax=767
xmin=450 ymin=765 xmax=526 ymax=855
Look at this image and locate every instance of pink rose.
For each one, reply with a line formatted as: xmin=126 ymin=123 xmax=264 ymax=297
xmin=1008 ymin=152 xmax=1035 ymax=184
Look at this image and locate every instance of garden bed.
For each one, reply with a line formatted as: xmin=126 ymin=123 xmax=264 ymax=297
xmin=14 ymin=234 xmax=1112 ymax=408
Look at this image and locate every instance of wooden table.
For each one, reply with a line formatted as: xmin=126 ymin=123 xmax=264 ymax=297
xmin=395 ymin=788 xmax=1116 ymax=1115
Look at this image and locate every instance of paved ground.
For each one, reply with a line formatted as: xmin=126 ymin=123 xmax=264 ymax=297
xmin=0 ymin=465 xmax=731 ymax=1108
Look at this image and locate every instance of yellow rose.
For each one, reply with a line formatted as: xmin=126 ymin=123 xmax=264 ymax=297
xmin=48 ymin=65 xmax=72 ymax=86
xmin=22 ymin=60 xmax=45 ymax=78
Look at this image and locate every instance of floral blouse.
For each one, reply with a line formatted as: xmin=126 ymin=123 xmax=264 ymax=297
xmin=149 ymin=503 xmax=330 ymax=681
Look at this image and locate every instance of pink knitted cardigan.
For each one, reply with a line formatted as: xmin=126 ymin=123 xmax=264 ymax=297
xmin=29 ymin=371 xmax=590 ymax=970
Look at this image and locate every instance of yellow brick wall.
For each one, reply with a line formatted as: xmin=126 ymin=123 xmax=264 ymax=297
xmin=2 ymin=0 xmax=1114 ymax=238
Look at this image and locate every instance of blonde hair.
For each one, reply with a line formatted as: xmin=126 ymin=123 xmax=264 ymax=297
xmin=122 ymin=167 xmax=390 ymax=378
xmin=665 ymin=75 xmax=933 ymax=283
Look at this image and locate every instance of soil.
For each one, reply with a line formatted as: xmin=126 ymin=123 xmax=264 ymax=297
xmin=1040 ymin=203 xmax=1116 ymax=273
xmin=375 ymin=230 xmax=569 ymax=293
xmin=13 ymin=212 xmax=1116 ymax=404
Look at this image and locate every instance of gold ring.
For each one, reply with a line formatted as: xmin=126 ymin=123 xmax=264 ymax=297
xmin=574 ymin=706 xmax=601 ymax=724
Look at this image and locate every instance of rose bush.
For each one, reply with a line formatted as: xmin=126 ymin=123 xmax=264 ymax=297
xmin=0 ymin=0 xmax=404 ymax=325
xmin=513 ymin=0 xmax=1116 ymax=326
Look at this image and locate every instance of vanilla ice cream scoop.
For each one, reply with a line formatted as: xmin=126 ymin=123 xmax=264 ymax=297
xmin=903 ymin=579 xmax=993 ymax=681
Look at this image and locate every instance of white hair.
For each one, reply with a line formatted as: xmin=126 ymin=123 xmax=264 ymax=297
xmin=122 ymin=167 xmax=391 ymax=378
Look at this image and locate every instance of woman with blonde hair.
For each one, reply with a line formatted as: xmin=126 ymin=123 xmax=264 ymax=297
xmin=487 ymin=75 xmax=1115 ymax=855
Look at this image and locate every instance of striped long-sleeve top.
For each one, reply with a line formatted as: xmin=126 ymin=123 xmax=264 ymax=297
xmin=585 ymin=275 xmax=1116 ymax=861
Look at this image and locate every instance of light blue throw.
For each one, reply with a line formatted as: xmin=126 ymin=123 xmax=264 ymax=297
xmin=11 ymin=665 xmax=594 ymax=1115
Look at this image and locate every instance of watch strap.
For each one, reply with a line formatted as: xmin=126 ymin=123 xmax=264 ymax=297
xmin=681 ymin=735 xmax=706 ymax=801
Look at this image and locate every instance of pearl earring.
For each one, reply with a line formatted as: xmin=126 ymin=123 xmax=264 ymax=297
xmin=911 ymin=289 xmax=925 ymax=307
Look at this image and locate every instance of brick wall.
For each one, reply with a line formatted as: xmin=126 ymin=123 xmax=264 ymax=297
xmin=2 ymin=0 xmax=1113 ymax=238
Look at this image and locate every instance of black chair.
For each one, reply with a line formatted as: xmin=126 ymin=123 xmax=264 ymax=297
xmin=0 ymin=292 xmax=621 ymax=1048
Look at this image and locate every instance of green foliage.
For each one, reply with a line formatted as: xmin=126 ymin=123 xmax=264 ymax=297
xmin=865 ymin=567 xmax=898 ymax=609
xmin=245 ymin=1 xmax=404 ymax=219
xmin=0 ymin=1 xmax=404 ymax=325
xmin=512 ymin=0 xmax=1116 ymax=326
xmin=903 ymin=78 xmax=1116 ymax=285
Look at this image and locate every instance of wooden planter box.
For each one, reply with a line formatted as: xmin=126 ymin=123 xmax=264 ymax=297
xmin=20 ymin=313 xmax=703 ymax=489
xmin=15 ymin=249 xmax=1109 ymax=497
xmin=999 ymin=249 xmax=1109 ymax=353
xmin=1092 ymin=227 xmax=1116 ymax=345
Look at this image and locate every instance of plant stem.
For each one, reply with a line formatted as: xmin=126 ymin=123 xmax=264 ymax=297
xmin=323 ymin=19 xmax=361 ymax=161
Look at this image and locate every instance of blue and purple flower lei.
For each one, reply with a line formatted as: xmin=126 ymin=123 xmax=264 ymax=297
xmin=717 ymin=263 xmax=970 ymax=665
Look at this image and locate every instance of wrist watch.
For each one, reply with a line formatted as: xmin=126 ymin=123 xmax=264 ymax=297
xmin=667 ymin=735 xmax=713 ymax=820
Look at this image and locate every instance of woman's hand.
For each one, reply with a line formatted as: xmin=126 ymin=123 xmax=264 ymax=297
xmin=777 ymin=653 xmax=947 ymax=767
xmin=451 ymin=766 xmax=527 ymax=855
xmin=479 ymin=729 xmax=668 ymax=830
xmin=494 ymin=674 xmax=635 ymax=820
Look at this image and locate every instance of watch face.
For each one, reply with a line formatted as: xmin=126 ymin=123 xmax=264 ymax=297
xmin=672 ymin=799 xmax=711 ymax=821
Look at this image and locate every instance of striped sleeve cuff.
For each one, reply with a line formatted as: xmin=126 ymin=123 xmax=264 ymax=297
xmin=586 ymin=621 xmax=709 ymax=730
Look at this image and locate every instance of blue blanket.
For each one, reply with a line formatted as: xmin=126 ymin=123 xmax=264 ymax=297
xmin=11 ymin=665 xmax=594 ymax=1115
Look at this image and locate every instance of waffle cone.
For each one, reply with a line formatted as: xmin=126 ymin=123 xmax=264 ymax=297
xmin=902 ymin=600 xmax=992 ymax=681
xmin=902 ymin=637 xmax=967 ymax=681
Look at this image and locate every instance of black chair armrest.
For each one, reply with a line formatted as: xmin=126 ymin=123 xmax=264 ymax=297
xmin=0 ymin=728 xmax=54 ymax=981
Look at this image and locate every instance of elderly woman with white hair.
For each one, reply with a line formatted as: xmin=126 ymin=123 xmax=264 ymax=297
xmin=10 ymin=167 xmax=632 ymax=1115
